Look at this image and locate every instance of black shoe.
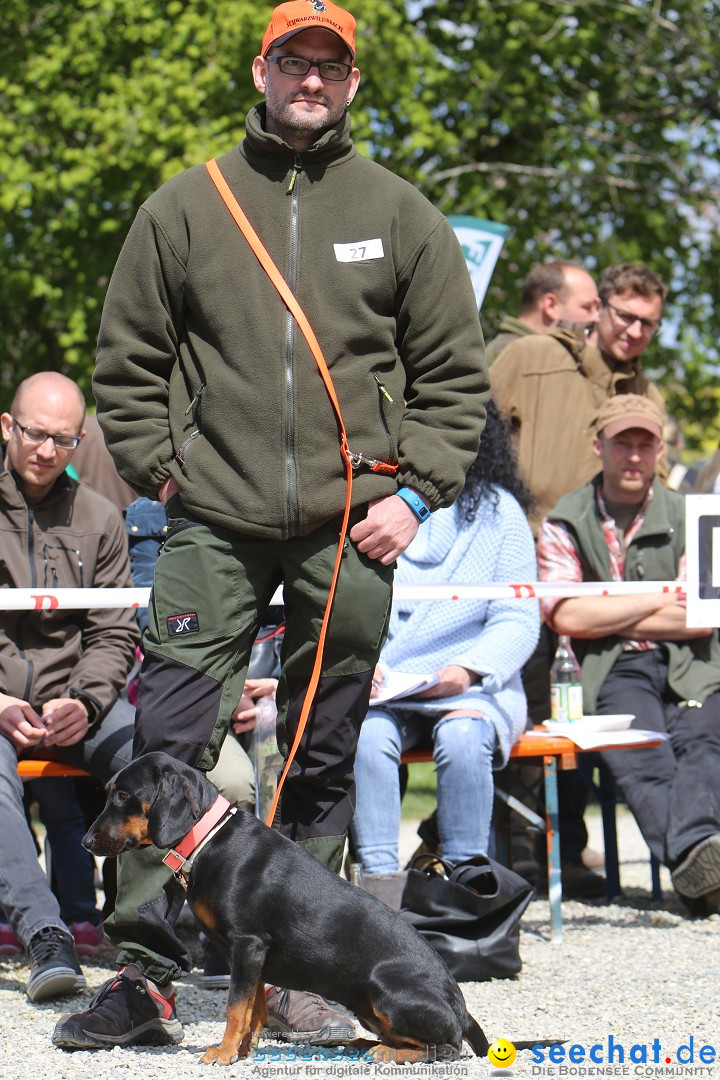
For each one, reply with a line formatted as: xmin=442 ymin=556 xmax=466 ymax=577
xmin=52 ymin=963 xmax=183 ymax=1050
xmin=559 ymin=858 xmax=606 ymax=899
xmin=26 ymin=926 xmax=85 ymax=1003
xmin=202 ymin=940 xmax=230 ymax=990
xmin=519 ymin=858 xmax=606 ymax=899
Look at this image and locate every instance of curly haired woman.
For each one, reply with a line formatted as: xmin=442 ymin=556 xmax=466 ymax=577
xmin=351 ymin=402 xmax=539 ymax=871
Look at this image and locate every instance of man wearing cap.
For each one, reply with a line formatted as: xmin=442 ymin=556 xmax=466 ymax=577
xmin=537 ymin=394 xmax=720 ymax=916
xmin=54 ymin=0 xmax=488 ymax=1052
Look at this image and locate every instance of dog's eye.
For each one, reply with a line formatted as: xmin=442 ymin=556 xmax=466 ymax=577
xmin=115 ymin=790 xmax=130 ymax=802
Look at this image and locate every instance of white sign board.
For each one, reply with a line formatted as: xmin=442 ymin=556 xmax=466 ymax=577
xmin=448 ymin=215 xmax=509 ymax=311
xmin=685 ymin=494 xmax=720 ymax=628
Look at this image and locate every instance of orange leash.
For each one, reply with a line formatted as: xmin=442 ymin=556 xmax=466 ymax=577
xmin=205 ymin=158 xmax=396 ymax=829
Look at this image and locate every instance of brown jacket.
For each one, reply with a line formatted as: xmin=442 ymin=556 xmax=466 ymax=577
xmin=0 ymin=451 xmax=140 ymax=719
xmin=485 ymin=316 xmax=539 ymax=366
xmin=70 ymin=415 xmax=137 ymax=513
xmin=490 ymin=325 xmax=666 ymax=533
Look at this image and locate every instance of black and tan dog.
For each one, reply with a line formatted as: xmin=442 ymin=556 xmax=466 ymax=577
xmin=82 ymin=751 xmax=489 ymax=1066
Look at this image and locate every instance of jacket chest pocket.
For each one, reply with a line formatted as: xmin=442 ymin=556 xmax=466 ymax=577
xmin=43 ymin=543 xmax=84 ymax=588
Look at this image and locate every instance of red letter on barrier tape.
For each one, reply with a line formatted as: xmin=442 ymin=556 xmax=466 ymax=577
xmin=32 ymin=594 xmax=59 ymax=611
xmin=509 ymin=584 xmax=537 ymax=599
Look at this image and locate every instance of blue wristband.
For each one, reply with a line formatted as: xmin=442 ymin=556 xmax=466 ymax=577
xmin=395 ymin=487 xmax=430 ymax=522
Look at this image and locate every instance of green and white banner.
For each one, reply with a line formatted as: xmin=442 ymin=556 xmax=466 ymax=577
xmin=448 ymin=215 xmax=509 ymax=311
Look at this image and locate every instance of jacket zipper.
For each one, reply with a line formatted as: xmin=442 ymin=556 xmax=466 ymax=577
xmin=372 ymin=372 xmax=396 ymax=463
xmin=20 ymin=508 xmax=37 ymax=702
xmin=176 ymin=428 xmax=202 ymax=468
xmin=176 ymin=383 xmax=206 ymax=468
xmin=285 ymin=153 xmax=302 ymax=535
xmin=185 ymin=383 xmax=205 ymax=418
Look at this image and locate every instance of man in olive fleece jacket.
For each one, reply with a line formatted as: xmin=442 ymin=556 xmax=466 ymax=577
xmin=55 ymin=0 xmax=488 ymax=1054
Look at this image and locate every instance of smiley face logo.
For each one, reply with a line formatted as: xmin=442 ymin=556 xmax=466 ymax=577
xmin=488 ymin=1038 xmax=517 ymax=1068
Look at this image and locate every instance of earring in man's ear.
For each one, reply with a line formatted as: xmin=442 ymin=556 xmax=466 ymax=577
xmin=345 ymin=99 xmax=352 ymax=107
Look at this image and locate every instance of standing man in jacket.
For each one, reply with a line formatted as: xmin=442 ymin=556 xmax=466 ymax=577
xmin=537 ymin=395 xmax=720 ymax=915
xmin=484 ymin=260 xmax=599 ymax=365
xmin=0 ymin=372 xmax=138 ymax=1002
xmin=55 ymin=0 xmax=488 ymax=1052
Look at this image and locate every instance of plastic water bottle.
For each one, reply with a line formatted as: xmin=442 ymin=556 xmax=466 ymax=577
xmin=251 ymin=695 xmax=283 ymax=821
xmin=550 ymin=635 xmax=583 ymax=722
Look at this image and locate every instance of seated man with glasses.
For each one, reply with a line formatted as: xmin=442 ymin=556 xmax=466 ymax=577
xmin=0 ymin=371 xmax=139 ymax=1005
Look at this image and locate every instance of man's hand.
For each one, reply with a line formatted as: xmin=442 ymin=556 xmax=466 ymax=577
xmin=231 ymin=678 xmax=278 ymax=735
xmin=0 ymin=694 xmax=47 ymax=751
xmin=157 ymin=476 xmax=179 ymax=505
xmin=417 ymin=665 xmax=476 ymax=699
xmin=40 ymin=698 xmax=89 ymax=747
xmin=349 ymin=495 xmax=421 ymax=565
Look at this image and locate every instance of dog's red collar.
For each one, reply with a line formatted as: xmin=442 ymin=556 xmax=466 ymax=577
xmin=162 ymin=794 xmax=235 ymax=889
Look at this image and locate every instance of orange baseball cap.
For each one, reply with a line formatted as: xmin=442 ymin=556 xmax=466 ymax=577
xmin=261 ymin=0 xmax=356 ymax=58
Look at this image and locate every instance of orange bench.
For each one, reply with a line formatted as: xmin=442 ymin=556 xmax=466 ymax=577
xmin=17 ymin=760 xmax=91 ymax=781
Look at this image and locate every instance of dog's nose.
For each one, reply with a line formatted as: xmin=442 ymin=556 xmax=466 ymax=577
xmin=81 ymin=830 xmax=96 ymax=852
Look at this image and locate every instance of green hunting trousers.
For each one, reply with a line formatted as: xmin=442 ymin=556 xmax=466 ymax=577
xmin=104 ymin=498 xmax=393 ymax=982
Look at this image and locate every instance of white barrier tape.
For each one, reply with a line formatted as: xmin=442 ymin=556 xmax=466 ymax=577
xmin=0 ymin=581 xmax=685 ymax=611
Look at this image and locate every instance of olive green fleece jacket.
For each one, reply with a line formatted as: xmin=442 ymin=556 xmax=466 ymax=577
xmin=94 ymin=106 xmax=488 ymax=540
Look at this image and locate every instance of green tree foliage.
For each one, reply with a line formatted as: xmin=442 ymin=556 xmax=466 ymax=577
xmin=2 ymin=0 xmax=719 ymax=443
xmin=1 ymin=0 xmax=270 ymax=396
xmin=398 ymin=0 xmax=720 ymax=449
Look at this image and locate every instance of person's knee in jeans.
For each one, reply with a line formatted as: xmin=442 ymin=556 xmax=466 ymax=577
xmin=433 ymin=714 xmax=495 ymax=864
xmin=352 ymin=709 xmax=406 ymax=873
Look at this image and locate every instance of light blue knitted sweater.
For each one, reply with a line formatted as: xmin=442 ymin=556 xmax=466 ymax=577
xmin=379 ymin=487 xmax=539 ymax=764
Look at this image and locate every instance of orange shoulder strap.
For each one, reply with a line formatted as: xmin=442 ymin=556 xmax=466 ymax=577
xmin=205 ymin=157 xmax=353 ymax=829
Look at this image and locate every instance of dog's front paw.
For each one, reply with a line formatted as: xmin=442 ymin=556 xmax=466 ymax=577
xmin=201 ymin=1045 xmax=239 ymax=1066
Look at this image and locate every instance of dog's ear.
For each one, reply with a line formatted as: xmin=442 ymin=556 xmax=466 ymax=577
xmin=147 ymin=758 xmax=214 ymax=850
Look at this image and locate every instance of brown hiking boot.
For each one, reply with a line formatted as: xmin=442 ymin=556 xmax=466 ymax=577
xmin=265 ymin=987 xmax=355 ymax=1046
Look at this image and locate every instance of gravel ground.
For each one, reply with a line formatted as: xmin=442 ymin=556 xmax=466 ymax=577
xmin=1 ymin=809 xmax=718 ymax=1080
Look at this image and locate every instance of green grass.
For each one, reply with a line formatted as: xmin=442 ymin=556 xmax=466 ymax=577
xmin=402 ymin=761 xmax=437 ymax=821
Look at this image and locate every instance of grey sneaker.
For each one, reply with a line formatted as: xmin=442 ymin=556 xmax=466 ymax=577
xmin=265 ymin=987 xmax=355 ymax=1046
xmin=52 ymin=964 xmax=183 ymax=1050
xmin=672 ymin=835 xmax=720 ymax=899
xmin=26 ymin=926 xmax=85 ymax=1003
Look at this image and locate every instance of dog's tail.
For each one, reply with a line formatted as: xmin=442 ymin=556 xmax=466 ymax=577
xmin=463 ymin=1014 xmax=489 ymax=1057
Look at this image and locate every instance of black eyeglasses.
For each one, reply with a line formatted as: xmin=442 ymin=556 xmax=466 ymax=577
xmin=266 ymin=54 xmax=353 ymax=82
xmin=603 ymin=300 xmax=661 ymax=333
xmin=12 ymin=417 xmax=81 ymax=450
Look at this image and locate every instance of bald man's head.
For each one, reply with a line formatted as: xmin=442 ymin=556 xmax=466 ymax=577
xmin=10 ymin=372 xmax=86 ymax=423
xmin=1 ymin=372 xmax=86 ymax=503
